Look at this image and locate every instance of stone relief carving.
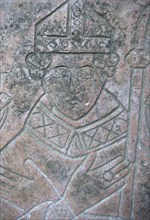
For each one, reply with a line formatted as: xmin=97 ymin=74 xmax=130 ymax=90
xmin=0 ymin=1 xmax=149 ymax=220
xmin=145 ymin=95 xmax=150 ymax=135
xmin=0 ymin=92 xmax=11 ymax=130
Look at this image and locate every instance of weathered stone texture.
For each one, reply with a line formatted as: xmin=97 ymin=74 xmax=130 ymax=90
xmin=0 ymin=0 xmax=150 ymax=219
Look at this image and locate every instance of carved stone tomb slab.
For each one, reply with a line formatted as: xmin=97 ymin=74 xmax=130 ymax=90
xmin=0 ymin=0 xmax=150 ymax=219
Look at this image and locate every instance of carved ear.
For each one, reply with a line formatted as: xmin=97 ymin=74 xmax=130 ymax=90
xmin=105 ymin=53 xmax=120 ymax=77
xmin=25 ymin=53 xmax=52 ymax=80
xmin=105 ymin=53 xmax=120 ymax=67
xmin=94 ymin=53 xmax=120 ymax=77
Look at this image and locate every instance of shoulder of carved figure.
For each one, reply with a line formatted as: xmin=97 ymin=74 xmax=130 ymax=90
xmin=104 ymin=88 xmax=128 ymax=113
xmin=0 ymin=128 xmax=28 ymax=168
xmin=25 ymin=93 xmax=53 ymax=125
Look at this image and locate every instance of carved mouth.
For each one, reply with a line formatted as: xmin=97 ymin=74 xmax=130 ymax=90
xmin=67 ymin=97 xmax=82 ymax=105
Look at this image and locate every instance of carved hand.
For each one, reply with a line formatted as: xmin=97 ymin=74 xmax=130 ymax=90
xmin=64 ymin=152 xmax=132 ymax=216
xmin=45 ymin=153 xmax=132 ymax=219
xmin=0 ymin=159 xmax=58 ymax=210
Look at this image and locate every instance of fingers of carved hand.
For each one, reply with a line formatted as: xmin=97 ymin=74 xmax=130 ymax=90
xmin=0 ymin=166 xmax=17 ymax=181
xmin=99 ymin=160 xmax=132 ymax=189
xmin=103 ymin=161 xmax=132 ymax=187
xmin=75 ymin=152 xmax=97 ymax=175
xmin=102 ymin=178 xmax=126 ymax=200
xmin=0 ymin=159 xmax=45 ymax=194
xmin=0 ymin=165 xmax=33 ymax=195
xmin=0 ymin=176 xmax=15 ymax=195
xmin=0 ymin=92 xmax=11 ymax=106
xmin=0 ymin=161 xmax=58 ymax=208
xmin=0 ymin=166 xmax=18 ymax=193
xmin=90 ymin=156 xmax=124 ymax=175
xmin=64 ymin=160 xmax=127 ymax=215
xmin=88 ymin=157 xmax=132 ymax=189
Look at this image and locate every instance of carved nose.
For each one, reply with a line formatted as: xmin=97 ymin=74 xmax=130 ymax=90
xmin=69 ymin=73 xmax=81 ymax=95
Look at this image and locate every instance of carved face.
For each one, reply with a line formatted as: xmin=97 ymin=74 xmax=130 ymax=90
xmin=43 ymin=54 xmax=107 ymax=119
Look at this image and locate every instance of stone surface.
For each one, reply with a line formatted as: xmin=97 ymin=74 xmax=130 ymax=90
xmin=0 ymin=0 xmax=150 ymax=220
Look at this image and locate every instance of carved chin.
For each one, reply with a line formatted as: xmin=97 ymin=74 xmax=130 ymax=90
xmin=54 ymin=100 xmax=95 ymax=120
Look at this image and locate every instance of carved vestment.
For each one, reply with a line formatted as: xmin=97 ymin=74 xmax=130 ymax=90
xmin=1 ymin=88 xmax=130 ymax=219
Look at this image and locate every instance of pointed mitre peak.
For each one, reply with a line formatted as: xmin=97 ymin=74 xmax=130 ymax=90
xmin=36 ymin=0 xmax=113 ymax=38
xmin=36 ymin=1 xmax=69 ymax=37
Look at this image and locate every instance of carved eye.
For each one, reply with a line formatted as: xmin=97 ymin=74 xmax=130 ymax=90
xmin=80 ymin=66 xmax=93 ymax=79
xmin=51 ymin=66 xmax=68 ymax=78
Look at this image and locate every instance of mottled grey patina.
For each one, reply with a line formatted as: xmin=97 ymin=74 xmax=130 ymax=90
xmin=0 ymin=0 xmax=150 ymax=219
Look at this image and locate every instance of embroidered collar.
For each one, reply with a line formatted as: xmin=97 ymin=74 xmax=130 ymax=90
xmin=27 ymin=89 xmax=127 ymax=158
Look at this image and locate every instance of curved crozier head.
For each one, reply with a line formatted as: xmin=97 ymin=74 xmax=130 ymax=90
xmin=125 ymin=4 xmax=150 ymax=68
